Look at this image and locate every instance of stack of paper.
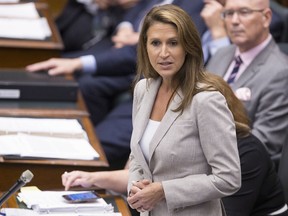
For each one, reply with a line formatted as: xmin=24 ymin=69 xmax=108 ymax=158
xmin=0 ymin=117 xmax=99 ymax=160
xmin=0 ymin=2 xmax=51 ymax=40
xmin=0 ymin=117 xmax=86 ymax=138
xmin=17 ymin=191 xmax=114 ymax=214
xmin=0 ymin=133 xmax=99 ymax=160
xmin=0 ymin=208 xmax=122 ymax=216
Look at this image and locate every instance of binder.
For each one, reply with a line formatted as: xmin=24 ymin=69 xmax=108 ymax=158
xmin=0 ymin=70 xmax=78 ymax=102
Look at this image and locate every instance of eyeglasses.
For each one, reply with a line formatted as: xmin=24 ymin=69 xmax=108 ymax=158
xmin=222 ymin=8 xmax=264 ymax=19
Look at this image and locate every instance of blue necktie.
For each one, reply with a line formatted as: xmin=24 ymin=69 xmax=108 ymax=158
xmin=227 ymin=56 xmax=242 ymax=84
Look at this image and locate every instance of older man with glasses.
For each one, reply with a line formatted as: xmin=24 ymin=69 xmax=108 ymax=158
xmin=207 ymin=0 xmax=288 ymax=164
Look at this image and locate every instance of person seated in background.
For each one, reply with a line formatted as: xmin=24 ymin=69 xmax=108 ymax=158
xmin=206 ymin=0 xmax=288 ymax=158
xmin=200 ymin=0 xmax=285 ymax=64
xmin=55 ymin=0 xmax=139 ymax=52
xmin=62 ymin=74 xmax=288 ymax=216
xmin=201 ymin=0 xmax=230 ymax=64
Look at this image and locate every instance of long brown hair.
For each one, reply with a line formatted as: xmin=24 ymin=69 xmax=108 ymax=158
xmin=135 ymin=4 xmax=204 ymax=112
xmin=135 ymin=4 xmax=250 ymax=137
xmin=198 ymin=73 xmax=251 ymax=138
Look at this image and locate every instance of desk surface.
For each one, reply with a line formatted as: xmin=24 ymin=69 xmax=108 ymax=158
xmin=0 ymin=114 xmax=109 ymax=191
xmin=0 ymin=91 xmax=89 ymax=118
xmin=0 ymin=2 xmax=63 ymax=68
xmin=1 ymin=193 xmax=132 ymax=216
xmin=0 ymin=82 xmax=109 ymax=191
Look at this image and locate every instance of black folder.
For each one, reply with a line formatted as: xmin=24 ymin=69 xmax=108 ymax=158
xmin=0 ymin=70 xmax=78 ymax=102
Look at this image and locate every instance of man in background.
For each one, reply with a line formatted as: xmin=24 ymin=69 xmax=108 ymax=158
xmin=207 ymin=0 xmax=288 ymax=158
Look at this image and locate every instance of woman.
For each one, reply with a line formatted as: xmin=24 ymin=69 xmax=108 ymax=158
xmin=127 ymin=4 xmax=241 ymax=215
xmin=62 ymin=74 xmax=288 ymax=215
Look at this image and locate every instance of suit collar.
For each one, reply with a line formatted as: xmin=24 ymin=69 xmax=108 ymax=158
xmin=231 ymin=39 xmax=276 ymax=90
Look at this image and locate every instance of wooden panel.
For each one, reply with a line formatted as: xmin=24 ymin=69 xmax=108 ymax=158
xmin=0 ymin=91 xmax=88 ymax=118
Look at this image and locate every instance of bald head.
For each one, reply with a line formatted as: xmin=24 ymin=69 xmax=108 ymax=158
xmin=225 ymin=0 xmax=269 ymax=8
xmin=224 ymin=0 xmax=272 ymax=52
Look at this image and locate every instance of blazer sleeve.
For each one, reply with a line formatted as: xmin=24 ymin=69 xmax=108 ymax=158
xmin=162 ymin=91 xmax=241 ymax=210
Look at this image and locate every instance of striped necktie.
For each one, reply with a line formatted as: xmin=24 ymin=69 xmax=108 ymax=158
xmin=227 ymin=56 xmax=242 ymax=84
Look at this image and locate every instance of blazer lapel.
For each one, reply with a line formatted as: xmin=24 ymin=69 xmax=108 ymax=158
xmin=208 ymin=46 xmax=236 ymax=77
xmin=231 ymin=40 xmax=275 ymax=90
xmin=148 ymin=90 xmax=183 ymax=163
xmin=132 ymin=78 xmax=161 ymax=174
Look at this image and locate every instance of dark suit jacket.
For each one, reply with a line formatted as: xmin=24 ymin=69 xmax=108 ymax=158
xmin=207 ymin=39 xmax=288 ymax=156
xmin=223 ymin=134 xmax=286 ymax=216
xmin=56 ymin=0 xmax=127 ymax=51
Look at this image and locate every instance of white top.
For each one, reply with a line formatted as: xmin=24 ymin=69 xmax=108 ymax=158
xmin=140 ymin=119 xmax=160 ymax=162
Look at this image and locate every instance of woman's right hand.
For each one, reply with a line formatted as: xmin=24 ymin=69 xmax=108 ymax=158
xmin=62 ymin=171 xmax=95 ymax=191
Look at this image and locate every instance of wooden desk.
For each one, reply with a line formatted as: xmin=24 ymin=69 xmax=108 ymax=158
xmin=37 ymin=0 xmax=68 ymax=19
xmin=0 ymin=91 xmax=89 ymax=118
xmin=0 ymin=84 xmax=109 ymax=191
xmin=0 ymin=2 xmax=63 ymax=68
xmin=0 ymin=115 xmax=109 ymax=191
xmin=1 ymin=193 xmax=132 ymax=216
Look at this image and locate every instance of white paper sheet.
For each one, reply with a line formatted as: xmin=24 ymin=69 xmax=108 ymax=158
xmin=0 ymin=133 xmax=99 ymax=160
xmin=0 ymin=2 xmax=38 ymax=19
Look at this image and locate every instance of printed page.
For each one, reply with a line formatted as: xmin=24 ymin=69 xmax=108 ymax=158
xmin=0 ymin=134 xmax=99 ymax=160
xmin=17 ymin=191 xmax=112 ymax=213
xmin=0 ymin=208 xmax=123 ymax=216
xmin=0 ymin=2 xmax=39 ymax=19
xmin=0 ymin=17 xmax=51 ymax=40
xmin=0 ymin=117 xmax=85 ymax=138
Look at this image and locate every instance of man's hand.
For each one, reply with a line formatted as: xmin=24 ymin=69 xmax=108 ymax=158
xmin=112 ymin=26 xmax=139 ymax=48
xmin=201 ymin=0 xmax=227 ymax=39
xmin=26 ymin=58 xmax=82 ymax=76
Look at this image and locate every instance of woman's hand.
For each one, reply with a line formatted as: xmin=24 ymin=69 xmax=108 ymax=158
xmin=62 ymin=171 xmax=95 ymax=191
xmin=128 ymin=180 xmax=165 ymax=212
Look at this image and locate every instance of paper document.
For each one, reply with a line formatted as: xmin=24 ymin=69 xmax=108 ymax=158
xmin=0 ymin=3 xmax=52 ymax=40
xmin=0 ymin=133 xmax=99 ymax=160
xmin=0 ymin=17 xmax=51 ymax=40
xmin=0 ymin=117 xmax=86 ymax=138
xmin=17 ymin=191 xmax=114 ymax=214
xmin=0 ymin=0 xmax=19 ymax=3
xmin=0 ymin=2 xmax=38 ymax=19
xmin=0 ymin=208 xmax=122 ymax=216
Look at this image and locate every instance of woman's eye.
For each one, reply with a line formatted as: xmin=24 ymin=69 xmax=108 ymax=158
xmin=151 ymin=41 xmax=160 ymax=46
xmin=170 ymin=41 xmax=178 ymax=46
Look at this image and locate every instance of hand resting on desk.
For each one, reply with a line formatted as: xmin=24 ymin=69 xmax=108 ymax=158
xmin=26 ymin=58 xmax=82 ymax=76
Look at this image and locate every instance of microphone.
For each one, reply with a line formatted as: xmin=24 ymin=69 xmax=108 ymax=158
xmin=0 ymin=170 xmax=34 ymax=207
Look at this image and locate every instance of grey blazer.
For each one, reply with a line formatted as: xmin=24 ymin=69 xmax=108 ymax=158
xmin=128 ymin=78 xmax=241 ymax=216
xmin=207 ymin=39 xmax=288 ymax=156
